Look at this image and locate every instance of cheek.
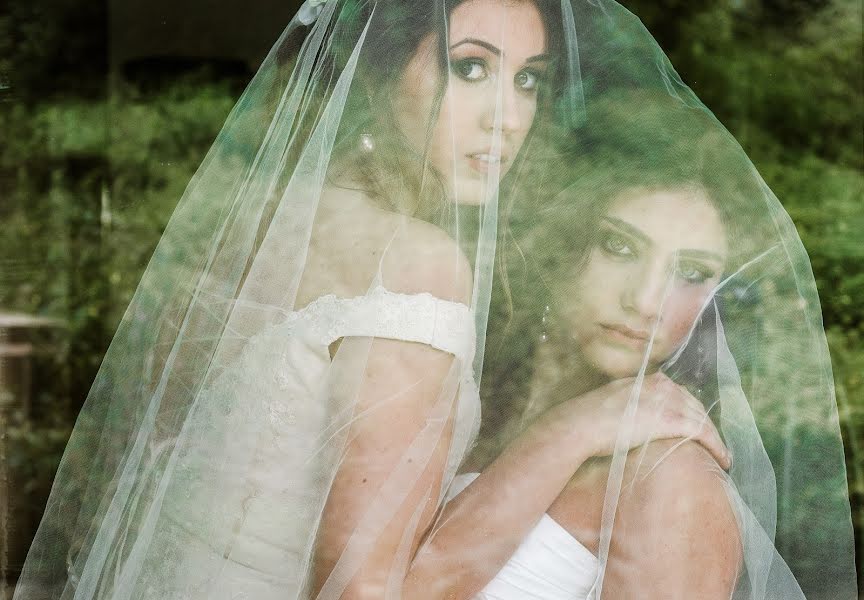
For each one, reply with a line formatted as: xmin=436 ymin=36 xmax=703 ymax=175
xmin=431 ymin=98 xmax=456 ymax=160
xmin=561 ymin=257 xmax=607 ymax=327
xmin=518 ymin=98 xmax=537 ymax=138
xmin=427 ymin=82 xmax=476 ymax=177
xmin=571 ymin=260 xmax=605 ymax=310
xmin=583 ymin=254 xmax=631 ymax=305
xmin=437 ymin=86 xmax=482 ymax=158
xmin=659 ymin=287 xmax=713 ymax=346
xmin=395 ymin=54 xmax=443 ymax=152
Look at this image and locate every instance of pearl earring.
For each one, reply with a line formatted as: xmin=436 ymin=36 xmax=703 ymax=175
xmin=359 ymin=133 xmax=375 ymax=152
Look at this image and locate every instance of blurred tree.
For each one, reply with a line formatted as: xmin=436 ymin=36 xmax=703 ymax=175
xmin=625 ymin=0 xmax=863 ymax=169
xmin=0 ymin=0 xmax=107 ymax=100
xmin=0 ymin=0 xmax=861 ymax=591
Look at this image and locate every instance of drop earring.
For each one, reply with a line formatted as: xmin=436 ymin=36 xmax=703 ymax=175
xmin=539 ymin=304 xmax=551 ymax=343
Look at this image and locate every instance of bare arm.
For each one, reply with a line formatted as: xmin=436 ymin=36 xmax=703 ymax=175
xmin=311 ymin=226 xmax=476 ymax=599
xmin=602 ymin=440 xmax=741 ymax=600
xmin=403 ymin=375 xmax=732 ymax=600
xmin=548 ymin=439 xmax=741 ymax=600
xmin=311 ymin=335 xmax=463 ymax=599
xmin=315 ymin=363 xmax=728 ymax=600
xmin=402 ymin=393 xmax=603 ymax=598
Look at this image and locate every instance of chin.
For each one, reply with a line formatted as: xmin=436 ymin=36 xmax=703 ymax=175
xmin=586 ymin=344 xmax=654 ymax=380
xmin=450 ymin=175 xmax=499 ymax=206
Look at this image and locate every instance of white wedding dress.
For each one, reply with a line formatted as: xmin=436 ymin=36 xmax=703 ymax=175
xmin=121 ymin=286 xmax=596 ymax=600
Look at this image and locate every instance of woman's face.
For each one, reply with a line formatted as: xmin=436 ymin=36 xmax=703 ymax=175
xmin=558 ymin=187 xmax=728 ymax=379
xmin=393 ymin=0 xmax=548 ymax=205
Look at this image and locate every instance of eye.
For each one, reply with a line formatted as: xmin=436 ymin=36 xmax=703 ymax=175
xmin=452 ymin=58 xmax=488 ymax=82
xmin=600 ymin=231 xmax=635 ymax=258
xmin=677 ymin=262 xmax=714 ymax=285
xmin=515 ymin=69 xmax=541 ymax=92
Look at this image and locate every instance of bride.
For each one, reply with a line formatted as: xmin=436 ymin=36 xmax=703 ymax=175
xmin=12 ymin=0 xmax=855 ymax=599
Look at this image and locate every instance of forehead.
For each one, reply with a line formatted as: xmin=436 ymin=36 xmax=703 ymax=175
xmin=606 ymin=187 xmax=728 ymax=258
xmin=449 ymin=0 xmax=546 ymax=57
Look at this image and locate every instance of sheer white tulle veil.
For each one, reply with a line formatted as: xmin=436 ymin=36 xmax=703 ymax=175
xmin=12 ymin=0 xmax=856 ymax=599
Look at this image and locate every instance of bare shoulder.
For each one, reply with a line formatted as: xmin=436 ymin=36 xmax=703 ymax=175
xmin=562 ymin=447 xmax=742 ymax=597
xmin=618 ymin=439 xmax=733 ymax=519
xmin=570 ymin=439 xmax=729 ymax=507
xmin=304 ymin=187 xmax=472 ymax=305
xmin=549 ymin=440 xmax=736 ymax=554
xmin=379 ymin=216 xmax=474 ymax=307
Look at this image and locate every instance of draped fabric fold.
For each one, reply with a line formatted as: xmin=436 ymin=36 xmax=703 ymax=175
xmin=13 ymin=1 xmax=856 ymax=599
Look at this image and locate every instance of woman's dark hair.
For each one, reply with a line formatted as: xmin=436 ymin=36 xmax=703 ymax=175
xmin=472 ymin=92 xmax=772 ymax=466
xmin=310 ymin=0 xmax=566 ymax=221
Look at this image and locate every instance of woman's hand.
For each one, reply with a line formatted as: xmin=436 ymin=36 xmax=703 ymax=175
xmin=549 ymin=372 xmax=731 ymax=470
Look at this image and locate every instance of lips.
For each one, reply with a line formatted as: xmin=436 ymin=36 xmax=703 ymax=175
xmin=466 ymin=151 xmax=508 ymax=174
xmin=468 ymin=152 xmax=503 ymax=163
xmin=599 ymin=322 xmax=652 ymax=346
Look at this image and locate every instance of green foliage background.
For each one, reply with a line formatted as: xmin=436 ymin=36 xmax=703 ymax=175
xmin=0 ymin=0 xmax=861 ymax=590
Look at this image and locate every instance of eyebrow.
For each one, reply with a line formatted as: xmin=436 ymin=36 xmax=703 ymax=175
xmin=525 ymin=54 xmax=550 ymax=64
xmin=678 ymin=249 xmax=726 ymax=263
xmin=449 ymin=38 xmax=550 ymax=65
xmin=601 ymin=216 xmax=725 ymax=263
xmin=602 ymin=216 xmax=650 ymax=245
xmin=450 ymin=38 xmax=500 ymax=55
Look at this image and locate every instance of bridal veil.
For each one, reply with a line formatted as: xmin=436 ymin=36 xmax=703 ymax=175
xmin=13 ymin=0 xmax=856 ymax=598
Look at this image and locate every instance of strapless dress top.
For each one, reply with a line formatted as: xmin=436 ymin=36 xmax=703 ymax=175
xmin=447 ymin=473 xmax=599 ymax=600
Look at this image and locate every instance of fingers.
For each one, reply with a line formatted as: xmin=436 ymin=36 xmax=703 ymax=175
xmin=675 ymin=393 xmax=731 ymax=470
xmin=599 ymin=373 xmax=732 ymax=470
xmin=668 ymin=384 xmax=731 ymax=469
xmin=637 ymin=374 xmax=732 ymax=470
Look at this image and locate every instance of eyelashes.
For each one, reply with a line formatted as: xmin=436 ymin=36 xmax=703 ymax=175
xmin=600 ymin=230 xmax=634 ymax=257
xmin=597 ymin=229 xmax=717 ymax=285
xmin=450 ymin=57 xmax=543 ymax=92
xmin=452 ymin=58 xmax=486 ymax=81
xmin=677 ymin=262 xmax=715 ymax=284
xmin=515 ymin=69 xmax=541 ymax=91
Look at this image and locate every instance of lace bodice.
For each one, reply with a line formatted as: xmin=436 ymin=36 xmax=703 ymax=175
xmin=283 ymin=284 xmax=477 ymax=359
xmin=135 ymin=286 xmax=481 ymax=600
xmin=251 ymin=285 xmax=479 ymax=447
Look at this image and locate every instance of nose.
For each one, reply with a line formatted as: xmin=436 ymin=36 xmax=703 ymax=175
xmin=499 ymin=87 xmax=522 ymax=134
xmin=482 ymin=80 xmax=521 ymax=137
xmin=621 ymin=262 xmax=671 ymax=322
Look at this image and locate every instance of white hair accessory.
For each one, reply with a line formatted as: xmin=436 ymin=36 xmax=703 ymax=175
xmin=297 ymin=0 xmax=329 ymax=26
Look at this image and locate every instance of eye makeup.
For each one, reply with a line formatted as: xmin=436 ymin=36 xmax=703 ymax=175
xmin=597 ymin=223 xmax=720 ymax=286
xmin=598 ymin=227 xmax=640 ymax=259
xmin=451 ymin=58 xmax=488 ymax=82
xmin=449 ymin=38 xmax=548 ymax=92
